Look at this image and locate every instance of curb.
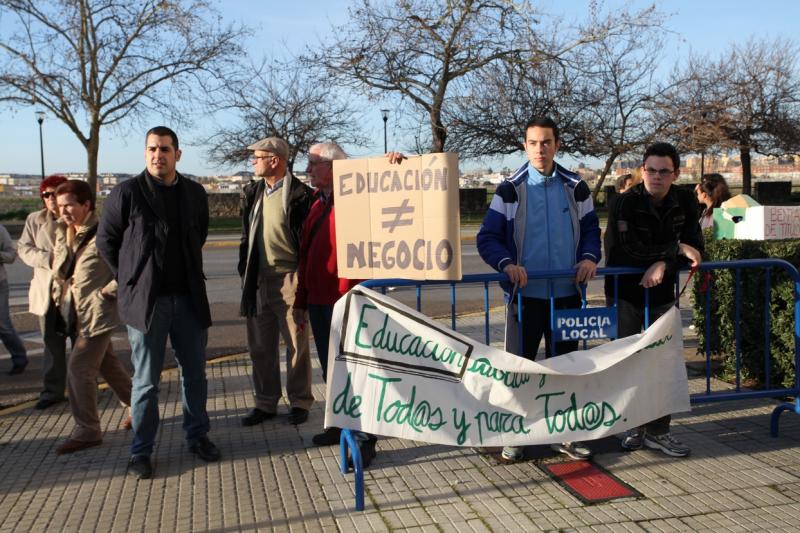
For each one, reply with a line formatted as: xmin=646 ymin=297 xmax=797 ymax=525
xmin=0 ymin=351 xmax=250 ymax=417
xmin=204 ymin=235 xmax=478 ymax=249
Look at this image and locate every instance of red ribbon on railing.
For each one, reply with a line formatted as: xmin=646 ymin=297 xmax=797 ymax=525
xmin=678 ymin=265 xmax=699 ymax=299
xmin=698 ymin=271 xmax=712 ymax=294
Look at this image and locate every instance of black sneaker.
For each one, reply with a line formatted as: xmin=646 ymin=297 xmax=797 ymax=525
xmin=312 ymin=427 xmax=342 ymax=446
xmin=360 ymin=437 xmax=378 ymax=469
xmin=287 ymin=407 xmax=309 ymax=425
xmin=128 ymin=455 xmax=152 ymax=479
xmin=189 ymin=436 xmax=221 ymax=462
xmin=643 ymin=432 xmax=690 ymax=457
xmin=7 ymin=361 xmax=28 ymax=375
xmin=34 ymin=397 xmax=66 ymax=410
xmin=621 ymin=428 xmax=644 ymax=451
xmin=347 ymin=437 xmax=378 ymax=470
xmin=241 ymin=408 xmax=276 ymax=426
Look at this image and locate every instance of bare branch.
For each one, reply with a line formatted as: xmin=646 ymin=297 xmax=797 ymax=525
xmin=200 ymin=57 xmax=369 ymax=174
xmin=0 ymin=0 xmax=246 ymax=190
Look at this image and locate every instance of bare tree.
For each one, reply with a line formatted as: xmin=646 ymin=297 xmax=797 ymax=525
xmin=316 ymin=0 xmax=665 ymax=159
xmin=653 ymin=65 xmax=733 ymax=179
xmin=663 ymin=39 xmax=800 ymax=195
xmin=0 ymin=0 xmax=245 ymax=191
xmin=447 ymin=6 xmax=668 ymax=200
xmin=202 ymin=59 xmax=369 ymax=173
xmin=445 ymin=47 xmax=579 ymax=158
xmin=313 ymin=0 xmax=533 ymax=153
xmin=569 ymin=29 xmax=670 ymax=201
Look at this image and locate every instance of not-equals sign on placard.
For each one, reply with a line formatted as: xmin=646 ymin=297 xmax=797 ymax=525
xmin=382 ymin=199 xmax=415 ymax=233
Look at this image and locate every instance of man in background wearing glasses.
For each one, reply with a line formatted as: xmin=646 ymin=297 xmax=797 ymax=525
xmin=604 ymin=141 xmax=703 ymax=458
xmin=238 ymin=137 xmax=314 ymax=427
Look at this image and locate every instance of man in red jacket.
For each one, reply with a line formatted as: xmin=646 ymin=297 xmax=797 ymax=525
xmin=291 ymin=142 xmax=375 ymax=461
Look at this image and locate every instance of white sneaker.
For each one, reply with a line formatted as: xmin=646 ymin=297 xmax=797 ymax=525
xmin=550 ymin=441 xmax=592 ymax=460
xmin=499 ymin=446 xmax=523 ymax=463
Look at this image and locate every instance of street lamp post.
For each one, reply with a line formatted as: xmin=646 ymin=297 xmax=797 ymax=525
xmin=380 ymin=109 xmax=390 ymax=153
xmin=35 ymin=111 xmax=45 ymax=179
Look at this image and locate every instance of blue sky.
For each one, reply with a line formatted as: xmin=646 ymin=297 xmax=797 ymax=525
xmin=2 ymin=0 xmax=799 ymax=176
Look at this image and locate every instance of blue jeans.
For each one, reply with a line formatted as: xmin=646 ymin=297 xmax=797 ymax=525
xmin=0 ymin=279 xmax=27 ymax=366
xmin=128 ymin=295 xmax=210 ymax=457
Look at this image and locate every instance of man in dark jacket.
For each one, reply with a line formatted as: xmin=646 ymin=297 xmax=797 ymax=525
xmin=604 ymin=141 xmax=703 ymax=458
xmin=97 ymin=126 xmax=219 ymax=479
xmin=238 ymin=136 xmax=314 ymax=427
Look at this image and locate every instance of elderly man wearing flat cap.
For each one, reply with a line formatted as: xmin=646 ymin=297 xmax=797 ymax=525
xmin=238 ymin=136 xmax=314 ymax=426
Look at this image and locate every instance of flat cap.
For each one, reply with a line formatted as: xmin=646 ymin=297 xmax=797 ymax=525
xmin=247 ymin=136 xmax=289 ymax=160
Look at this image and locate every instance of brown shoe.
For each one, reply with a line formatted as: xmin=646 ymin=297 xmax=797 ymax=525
xmin=122 ymin=415 xmax=133 ymax=430
xmin=56 ymin=438 xmax=102 ymax=455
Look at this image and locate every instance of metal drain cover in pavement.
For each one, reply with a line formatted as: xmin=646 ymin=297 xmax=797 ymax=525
xmin=539 ymin=460 xmax=641 ymax=504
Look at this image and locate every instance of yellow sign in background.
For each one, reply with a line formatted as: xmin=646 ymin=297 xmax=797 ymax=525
xmin=334 ymin=153 xmax=462 ymax=280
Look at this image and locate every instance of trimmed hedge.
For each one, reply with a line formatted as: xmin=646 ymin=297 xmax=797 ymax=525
xmin=693 ymin=229 xmax=800 ymax=388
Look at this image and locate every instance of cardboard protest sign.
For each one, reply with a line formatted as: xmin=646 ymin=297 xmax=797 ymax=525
xmin=334 ymin=153 xmax=462 ymax=280
xmin=324 ymin=287 xmax=690 ymax=447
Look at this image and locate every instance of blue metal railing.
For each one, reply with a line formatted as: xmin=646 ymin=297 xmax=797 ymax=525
xmin=337 ymin=258 xmax=800 ymax=510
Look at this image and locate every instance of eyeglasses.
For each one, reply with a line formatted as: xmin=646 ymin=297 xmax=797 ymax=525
xmin=643 ymin=167 xmax=674 ymax=178
xmin=41 ymin=192 xmax=56 ymax=199
xmin=251 ymin=154 xmax=276 ymax=163
xmin=307 ymin=160 xmax=331 ymax=167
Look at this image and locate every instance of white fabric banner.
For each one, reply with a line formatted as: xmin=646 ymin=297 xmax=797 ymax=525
xmin=324 ymin=287 xmax=691 ymax=447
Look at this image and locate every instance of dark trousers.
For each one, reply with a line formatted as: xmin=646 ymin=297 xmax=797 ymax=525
xmin=520 ymin=294 xmax=582 ymax=361
xmin=39 ymin=302 xmax=68 ymax=401
xmin=0 ymin=279 xmax=27 ymax=366
xmin=617 ymin=298 xmax=676 ymax=436
xmin=308 ymin=304 xmax=334 ymax=382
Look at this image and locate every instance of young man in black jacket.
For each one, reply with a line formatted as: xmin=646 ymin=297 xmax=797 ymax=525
xmin=98 ymin=126 xmax=219 ymax=479
xmin=604 ymin=142 xmax=703 ymax=458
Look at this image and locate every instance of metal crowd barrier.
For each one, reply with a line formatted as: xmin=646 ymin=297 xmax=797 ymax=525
xmin=337 ymin=259 xmax=800 ymax=510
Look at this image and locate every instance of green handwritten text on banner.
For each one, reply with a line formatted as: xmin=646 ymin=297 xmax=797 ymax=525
xmin=324 ymin=287 xmax=690 ymax=447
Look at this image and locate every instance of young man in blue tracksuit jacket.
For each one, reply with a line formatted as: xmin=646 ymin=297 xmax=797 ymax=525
xmin=476 ymin=116 xmax=601 ymax=463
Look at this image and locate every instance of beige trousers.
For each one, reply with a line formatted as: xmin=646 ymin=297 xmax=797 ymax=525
xmin=67 ymin=331 xmax=132 ymax=442
xmin=246 ymin=271 xmax=313 ymax=412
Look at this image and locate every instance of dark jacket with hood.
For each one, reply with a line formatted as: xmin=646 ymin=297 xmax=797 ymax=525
xmin=97 ymin=170 xmax=211 ymax=332
xmin=238 ymin=172 xmax=312 ymax=316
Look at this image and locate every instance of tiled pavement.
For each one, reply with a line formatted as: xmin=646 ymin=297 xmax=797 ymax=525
xmin=1 ymin=311 xmax=799 ymax=532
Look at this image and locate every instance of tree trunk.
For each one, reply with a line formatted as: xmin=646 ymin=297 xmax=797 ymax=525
xmin=739 ymin=143 xmax=752 ymax=196
xmin=591 ymin=154 xmax=619 ymax=203
xmin=86 ymin=132 xmax=100 ymax=198
xmin=430 ymin=110 xmax=446 ymax=153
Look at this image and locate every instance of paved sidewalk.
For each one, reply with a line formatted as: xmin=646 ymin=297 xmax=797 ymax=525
xmin=1 ymin=311 xmax=799 ymax=532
